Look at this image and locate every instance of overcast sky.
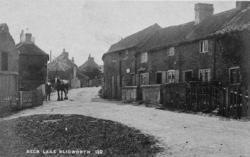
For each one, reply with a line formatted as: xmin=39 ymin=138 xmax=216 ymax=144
xmin=0 ymin=0 xmax=236 ymax=65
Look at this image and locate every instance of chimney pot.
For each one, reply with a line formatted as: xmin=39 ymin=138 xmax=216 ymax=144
xmin=195 ymin=3 xmax=214 ymax=24
xmin=25 ymin=33 xmax=32 ymax=43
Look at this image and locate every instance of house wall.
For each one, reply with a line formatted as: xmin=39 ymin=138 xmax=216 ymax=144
xmin=0 ymin=24 xmax=19 ymax=97
xmin=136 ymin=40 xmax=215 ymax=85
xmin=148 ymin=49 xmax=179 ymax=84
xmin=120 ymin=49 xmax=136 ymax=87
xmin=239 ymin=31 xmax=250 ymax=116
xmin=19 ymin=55 xmax=47 ymax=91
xmin=103 ymin=52 xmax=121 ymax=99
xmin=0 ymin=25 xmax=19 ymax=73
xmin=178 ymin=40 xmax=214 ymax=82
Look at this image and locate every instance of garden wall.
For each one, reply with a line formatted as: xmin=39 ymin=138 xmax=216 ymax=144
xmin=141 ymin=84 xmax=161 ymax=104
xmin=122 ymin=86 xmax=138 ymax=103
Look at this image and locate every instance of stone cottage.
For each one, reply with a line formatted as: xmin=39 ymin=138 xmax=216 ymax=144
xmin=17 ymin=31 xmax=49 ymax=91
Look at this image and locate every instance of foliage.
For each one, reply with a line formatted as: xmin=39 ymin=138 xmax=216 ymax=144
xmin=82 ymin=66 xmax=102 ymax=80
xmin=218 ymin=33 xmax=243 ymax=65
xmin=9 ymin=114 xmax=162 ymax=157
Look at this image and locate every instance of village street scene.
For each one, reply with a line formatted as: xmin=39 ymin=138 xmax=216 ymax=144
xmin=0 ymin=0 xmax=250 ymax=157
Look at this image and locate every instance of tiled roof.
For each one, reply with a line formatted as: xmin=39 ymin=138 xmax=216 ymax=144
xmin=16 ymin=42 xmax=49 ymax=57
xmin=187 ymin=8 xmax=240 ymax=40
xmin=213 ymin=7 xmax=250 ymax=35
xmin=79 ymin=58 xmax=99 ymax=71
xmin=103 ymin=5 xmax=250 ymax=56
xmin=48 ymin=52 xmax=76 ymax=72
xmin=139 ymin=22 xmax=195 ymax=52
xmin=106 ymin=23 xmax=161 ymax=54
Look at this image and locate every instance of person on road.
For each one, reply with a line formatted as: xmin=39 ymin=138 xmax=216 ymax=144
xmin=45 ymin=82 xmax=52 ymax=101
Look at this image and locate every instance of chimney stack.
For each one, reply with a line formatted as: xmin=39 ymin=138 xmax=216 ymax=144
xmin=236 ymin=1 xmax=250 ymax=9
xmin=20 ymin=29 xmax=34 ymax=43
xmin=195 ymin=3 xmax=214 ymax=25
xmin=62 ymin=48 xmax=69 ymax=59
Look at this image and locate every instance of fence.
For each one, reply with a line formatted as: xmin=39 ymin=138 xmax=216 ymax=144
xmin=185 ymin=82 xmax=225 ymax=112
xmin=161 ymin=81 xmax=248 ymax=118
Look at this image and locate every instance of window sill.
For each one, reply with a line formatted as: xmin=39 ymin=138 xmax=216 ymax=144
xmin=200 ymin=51 xmax=208 ymax=53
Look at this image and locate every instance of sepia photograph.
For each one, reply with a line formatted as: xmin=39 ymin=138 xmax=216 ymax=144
xmin=0 ymin=0 xmax=250 ymax=156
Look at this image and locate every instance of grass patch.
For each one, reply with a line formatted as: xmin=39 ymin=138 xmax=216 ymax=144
xmin=0 ymin=114 xmax=162 ymax=157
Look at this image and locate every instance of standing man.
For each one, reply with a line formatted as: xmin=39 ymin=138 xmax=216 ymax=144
xmin=45 ymin=82 xmax=52 ymax=101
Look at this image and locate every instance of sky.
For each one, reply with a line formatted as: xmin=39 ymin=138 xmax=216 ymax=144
xmin=0 ymin=0 xmax=236 ymax=66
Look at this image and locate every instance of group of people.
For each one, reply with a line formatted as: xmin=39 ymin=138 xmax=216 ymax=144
xmin=45 ymin=77 xmax=69 ymax=101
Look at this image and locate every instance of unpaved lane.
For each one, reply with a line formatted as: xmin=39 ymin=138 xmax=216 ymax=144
xmin=2 ymin=87 xmax=250 ymax=157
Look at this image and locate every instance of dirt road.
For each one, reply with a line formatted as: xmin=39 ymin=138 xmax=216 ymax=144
xmin=2 ymin=87 xmax=250 ymax=157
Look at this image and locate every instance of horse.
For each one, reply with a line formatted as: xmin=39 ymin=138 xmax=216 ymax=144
xmin=54 ymin=77 xmax=69 ymax=101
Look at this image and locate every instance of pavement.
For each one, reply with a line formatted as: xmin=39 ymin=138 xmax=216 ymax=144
xmin=2 ymin=87 xmax=250 ymax=157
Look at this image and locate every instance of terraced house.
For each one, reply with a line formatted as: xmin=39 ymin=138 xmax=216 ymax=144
xmin=103 ymin=2 xmax=250 ymax=118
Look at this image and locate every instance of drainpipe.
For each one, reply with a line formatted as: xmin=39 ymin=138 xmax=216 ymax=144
xmin=119 ymin=52 xmax=122 ymax=99
xmin=213 ymin=39 xmax=217 ymax=82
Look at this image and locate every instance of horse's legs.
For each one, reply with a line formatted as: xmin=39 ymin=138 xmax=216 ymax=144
xmin=57 ymin=90 xmax=60 ymax=101
xmin=48 ymin=92 xmax=51 ymax=101
xmin=60 ymin=90 xmax=63 ymax=101
xmin=64 ymin=89 xmax=68 ymax=100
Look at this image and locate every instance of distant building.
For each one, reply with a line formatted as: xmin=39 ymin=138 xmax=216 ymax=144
xmin=16 ymin=30 xmax=49 ymax=91
xmin=48 ymin=49 xmax=80 ymax=88
xmin=79 ymin=54 xmax=102 ymax=87
xmin=0 ymin=23 xmax=19 ymax=98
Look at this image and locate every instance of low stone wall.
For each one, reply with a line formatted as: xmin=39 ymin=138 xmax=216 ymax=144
xmin=122 ymin=86 xmax=138 ymax=103
xmin=162 ymin=83 xmax=187 ymax=109
xmin=141 ymin=84 xmax=162 ymax=104
xmin=13 ymin=89 xmax=43 ymax=110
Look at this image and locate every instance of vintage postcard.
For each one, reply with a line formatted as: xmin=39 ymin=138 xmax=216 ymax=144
xmin=0 ymin=0 xmax=249 ymax=157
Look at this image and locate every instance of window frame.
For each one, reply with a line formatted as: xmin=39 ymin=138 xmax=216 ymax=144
xmin=156 ymin=71 xmax=164 ymax=84
xmin=168 ymin=47 xmax=175 ymax=56
xmin=140 ymin=72 xmax=149 ymax=85
xmin=200 ymin=40 xmax=209 ymax=53
xmin=167 ymin=70 xmax=176 ymax=83
xmin=183 ymin=69 xmax=193 ymax=82
xmin=229 ymin=66 xmax=241 ymax=85
xmin=141 ymin=52 xmax=148 ymax=63
xmin=199 ymin=68 xmax=211 ymax=82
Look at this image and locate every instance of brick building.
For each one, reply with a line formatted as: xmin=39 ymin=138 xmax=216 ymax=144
xmin=103 ymin=2 xmax=250 ymax=117
xmin=17 ymin=31 xmax=49 ymax=91
xmin=102 ymin=24 xmax=161 ymax=99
